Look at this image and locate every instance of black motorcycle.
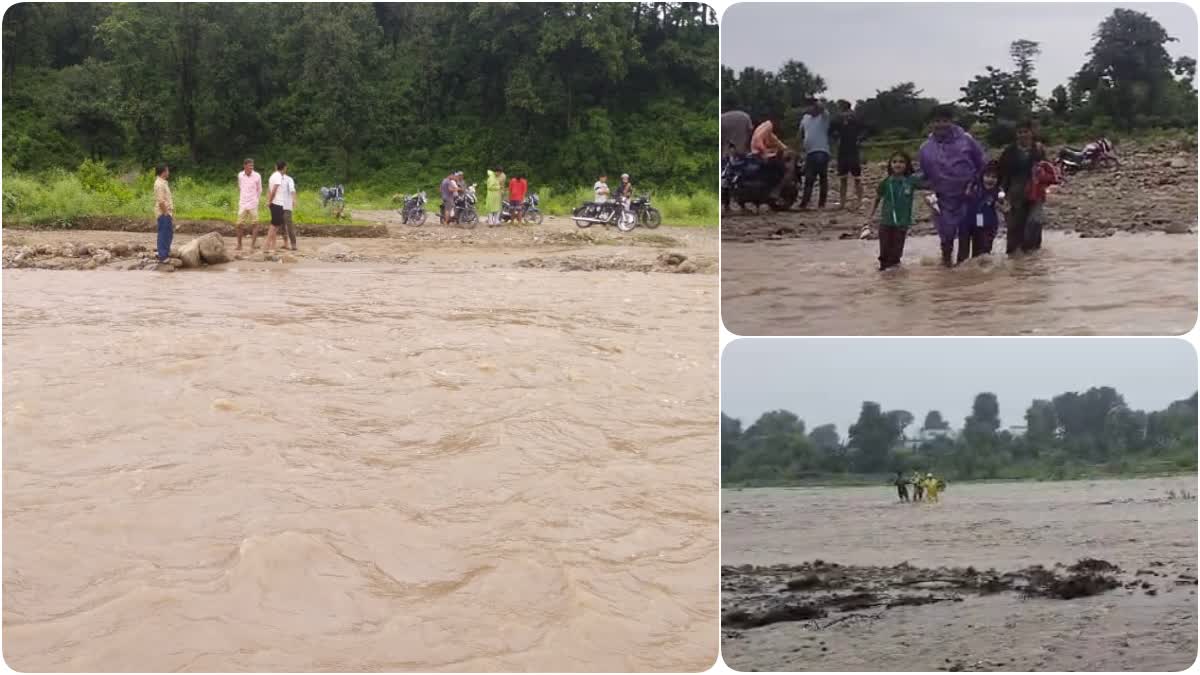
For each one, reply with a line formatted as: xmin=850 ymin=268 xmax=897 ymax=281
xmin=498 ymin=194 xmax=544 ymax=226
xmin=399 ymin=191 xmax=427 ymax=226
xmin=572 ymin=198 xmax=636 ymax=232
xmin=721 ymin=149 xmax=799 ymax=212
xmin=448 ymin=184 xmax=478 ymax=228
xmin=628 ymin=194 xmax=662 ymax=228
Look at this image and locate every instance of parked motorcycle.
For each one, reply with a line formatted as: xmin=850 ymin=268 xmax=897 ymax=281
xmin=1056 ymin=137 xmax=1119 ymax=174
xmin=399 ymin=191 xmax=427 ymax=226
xmin=319 ymin=184 xmax=347 ymax=218
xmin=449 ymin=184 xmax=478 ymax=228
xmin=628 ymin=193 xmax=661 ymax=229
xmin=498 ymin=194 xmax=544 ymax=226
xmin=721 ymin=149 xmax=800 ymax=212
xmin=572 ymin=198 xmax=636 ymax=232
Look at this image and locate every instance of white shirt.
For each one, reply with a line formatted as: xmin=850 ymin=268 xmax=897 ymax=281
xmin=594 ymin=181 xmax=609 ymax=203
xmin=269 ymin=171 xmax=295 ymax=210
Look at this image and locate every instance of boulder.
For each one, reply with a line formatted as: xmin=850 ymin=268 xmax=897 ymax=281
xmin=677 ymin=260 xmax=699 ymax=274
xmin=110 ymin=242 xmax=131 ymax=257
xmin=177 ymin=238 xmax=203 ymax=268
xmin=1164 ymin=222 xmax=1191 ymax=234
xmin=1169 ymin=157 xmax=1189 ymax=169
xmin=91 ymin=250 xmax=113 ymax=266
xmin=195 ymin=232 xmax=229 ymax=264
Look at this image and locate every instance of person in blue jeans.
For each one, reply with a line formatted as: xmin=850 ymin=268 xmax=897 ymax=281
xmin=798 ymin=97 xmax=831 ymax=209
xmin=152 ymin=164 xmax=174 ymax=262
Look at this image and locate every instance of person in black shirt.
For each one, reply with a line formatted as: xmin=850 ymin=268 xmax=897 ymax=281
xmin=831 ymin=100 xmax=869 ymax=211
xmin=894 ymin=471 xmax=910 ymax=502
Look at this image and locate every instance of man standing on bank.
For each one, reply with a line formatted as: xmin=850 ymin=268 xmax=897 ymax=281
xmin=236 ymin=158 xmax=262 ymax=251
xmin=154 ymin=164 xmax=174 ymax=263
xmin=798 ymin=97 xmax=832 ymax=210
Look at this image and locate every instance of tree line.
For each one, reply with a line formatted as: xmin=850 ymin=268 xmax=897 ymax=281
xmin=722 ymin=387 xmax=1199 ymax=486
xmin=2 ymin=2 xmax=717 ymax=192
xmin=721 ymin=8 xmax=1197 ymax=146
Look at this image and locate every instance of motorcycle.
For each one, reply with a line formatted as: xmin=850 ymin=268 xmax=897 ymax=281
xmin=498 ymin=194 xmax=544 ymax=226
xmin=628 ymin=193 xmax=662 ymax=228
xmin=319 ymin=184 xmax=347 ymax=219
xmin=449 ymin=184 xmax=478 ymax=228
xmin=399 ymin=191 xmax=427 ymax=226
xmin=721 ymin=147 xmax=800 ymax=212
xmin=1056 ymin=137 xmax=1119 ymax=175
xmin=572 ymin=198 xmax=636 ymax=232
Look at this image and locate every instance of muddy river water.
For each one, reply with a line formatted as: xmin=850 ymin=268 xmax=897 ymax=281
xmin=722 ymin=232 xmax=1197 ymax=336
xmin=722 ymin=477 xmax=1198 ymax=671
xmin=3 ymin=262 xmax=717 ymax=671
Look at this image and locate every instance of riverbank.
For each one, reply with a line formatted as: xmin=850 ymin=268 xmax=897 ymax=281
xmin=723 ymin=467 xmax=1199 ymax=490
xmin=721 ymin=139 xmax=1197 ymax=242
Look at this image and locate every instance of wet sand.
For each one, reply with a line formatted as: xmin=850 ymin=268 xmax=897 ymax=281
xmin=722 ymin=478 xmax=1198 ymax=671
xmin=3 ymin=220 xmax=719 ymax=671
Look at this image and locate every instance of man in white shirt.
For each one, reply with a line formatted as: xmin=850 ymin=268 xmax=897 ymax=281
xmin=266 ymin=160 xmax=289 ymax=252
xmin=282 ymin=173 xmax=298 ymax=251
xmin=594 ymin=174 xmax=610 ymax=204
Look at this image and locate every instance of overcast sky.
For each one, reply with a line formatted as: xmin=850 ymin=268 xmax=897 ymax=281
xmin=722 ymin=339 xmax=1197 ymax=433
xmin=722 ymin=3 xmax=1198 ymax=103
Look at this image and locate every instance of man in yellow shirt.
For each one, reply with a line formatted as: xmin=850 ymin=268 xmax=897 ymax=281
xmin=153 ymin=164 xmax=175 ymax=262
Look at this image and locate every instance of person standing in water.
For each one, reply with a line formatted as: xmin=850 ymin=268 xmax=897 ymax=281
xmin=917 ymin=105 xmax=987 ymax=266
xmin=923 ymin=473 xmax=941 ymax=503
xmin=997 ymin=120 xmax=1049 ymax=255
xmin=869 ymin=151 xmax=922 ymax=271
xmin=962 ymin=162 xmax=1006 ymax=259
xmin=910 ymin=470 xmax=925 ymax=502
xmin=894 ymin=471 xmax=910 ymax=502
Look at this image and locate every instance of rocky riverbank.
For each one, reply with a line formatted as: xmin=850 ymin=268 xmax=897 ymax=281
xmin=722 ymin=139 xmax=1198 ymax=242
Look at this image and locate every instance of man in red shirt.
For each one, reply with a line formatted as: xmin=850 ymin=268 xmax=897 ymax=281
xmin=508 ymin=173 xmax=528 ymax=223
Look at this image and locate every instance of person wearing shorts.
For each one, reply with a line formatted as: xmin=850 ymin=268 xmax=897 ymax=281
xmin=236 ymin=158 xmax=262 ymax=250
xmin=440 ymin=172 xmax=460 ymax=224
xmin=266 ymin=160 xmax=289 ymax=252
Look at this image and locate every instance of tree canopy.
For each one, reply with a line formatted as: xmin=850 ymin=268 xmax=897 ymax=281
xmin=2 ymin=2 xmax=717 ymax=192
xmin=722 ymin=387 xmax=1197 ymax=486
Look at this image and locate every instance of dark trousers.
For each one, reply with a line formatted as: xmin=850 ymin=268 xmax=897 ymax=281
xmin=897 ymin=484 xmax=909 ymax=502
xmin=878 ymin=226 xmax=907 ymax=270
xmin=1006 ymin=201 xmax=1044 ymax=254
xmin=283 ymin=210 xmax=297 ymax=248
xmin=800 ymin=151 xmax=829 ymax=208
xmin=156 ymin=214 xmax=173 ymax=261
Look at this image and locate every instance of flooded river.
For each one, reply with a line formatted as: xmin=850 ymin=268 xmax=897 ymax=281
xmin=722 ymin=477 xmax=1198 ymax=671
xmin=722 ymin=232 xmax=1197 ymax=336
xmin=3 ymin=264 xmax=717 ymax=671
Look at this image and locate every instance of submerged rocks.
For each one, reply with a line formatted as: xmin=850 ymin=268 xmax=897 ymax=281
xmin=1 ymin=238 xmax=199 ymax=271
xmin=317 ymin=242 xmax=355 ymax=261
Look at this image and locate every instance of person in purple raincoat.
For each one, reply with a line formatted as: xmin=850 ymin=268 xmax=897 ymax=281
xmin=917 ymin=105 xmax=987 ymax=266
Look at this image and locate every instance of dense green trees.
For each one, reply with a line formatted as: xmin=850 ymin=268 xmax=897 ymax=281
xmin=2 ymin=2 xmax=717 ymax=192
xmin=722 ymin=387 xmax=1198 ymax=486
xmin=721 ymin=8 xmax=1196 ymax=143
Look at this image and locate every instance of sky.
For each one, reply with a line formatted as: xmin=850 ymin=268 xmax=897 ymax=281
xmin=721 ymin=339 xmax=1197 ymax=434
xmin=721 ymin=3 xmax=1199 ymax=103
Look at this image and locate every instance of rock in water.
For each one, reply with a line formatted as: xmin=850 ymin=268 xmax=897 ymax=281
xmin=318 ymin=242 xmax=354 ymax=261
xmin=195 ymin=232 xmax=228 ymax=264
xmin=177 ymin=238 xmax=204 ymax=268
xmin=1164 ymin=222 xmax=1190 ymax=234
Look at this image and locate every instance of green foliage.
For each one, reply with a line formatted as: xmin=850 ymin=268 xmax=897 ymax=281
xmin=3 ymin=2 xmax=717 ymax=196
xmin=722 ymin=388 xmax=1198 ymax=487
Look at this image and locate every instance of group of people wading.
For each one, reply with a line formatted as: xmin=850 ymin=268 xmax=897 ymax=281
xmin=894 ymin=471 xmax=945 ymax=503
xmin=724 ymin=103 xmax=1060 ymax=270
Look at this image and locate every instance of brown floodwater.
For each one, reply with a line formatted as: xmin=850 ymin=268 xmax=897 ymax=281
xmin=3 ymin=264 xmax=717 ymax=671
xmin=721 ymin=232 xmax=1198 ymax=336
xmin=722 ymin=478 xmax=1199 ymax=671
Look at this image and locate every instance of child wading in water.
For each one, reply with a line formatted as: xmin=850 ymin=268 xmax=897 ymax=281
xmin=960 ymin=162 xmax=1008 ymax=260
xmin=869 ymin=152 xmax=922 ymax=270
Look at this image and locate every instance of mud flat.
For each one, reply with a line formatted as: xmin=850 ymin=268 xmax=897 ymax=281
xmin=722 ymin=478 xmax=1198 ymax=671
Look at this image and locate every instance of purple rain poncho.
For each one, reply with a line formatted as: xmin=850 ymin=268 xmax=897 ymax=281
xmin=917 ymin=125 xmax=986 ymax=243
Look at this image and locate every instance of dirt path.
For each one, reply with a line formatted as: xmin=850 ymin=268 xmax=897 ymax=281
xmin=722 ymin=139 xmax=1197 ymax=243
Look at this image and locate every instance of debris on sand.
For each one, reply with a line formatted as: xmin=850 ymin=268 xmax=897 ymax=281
xmin=723 ymin=558 xmax=1130 ymax=634
xmin=514 ymin=251 xmax=710 ymax=274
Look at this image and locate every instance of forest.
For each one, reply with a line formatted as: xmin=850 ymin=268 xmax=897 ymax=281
xmin=2 ymin=2 xmax=717 ymax=209
xmin=721 ymin=8 xmax=1197 ymax=149
xmin=722 ymin=387 xmax=1199 ymax=486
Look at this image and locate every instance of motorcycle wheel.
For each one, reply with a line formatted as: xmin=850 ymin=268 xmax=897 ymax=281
xmin=410 ymin=208 xmax=427 ymax=226
xmin=641 ymin=208 xmax=662 ymax=228
xmin=616 ymin=210 xmax=637 ymax=233
xmin=1100 ymin=156 xmax=1120 ymax=170
xmin=461 ymin=208 xmax=478 ymax=229
xmin=573 ymin=205 xmax=592 ymax=228
xmin=526 ymin=209 xmax=544 ymax=226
